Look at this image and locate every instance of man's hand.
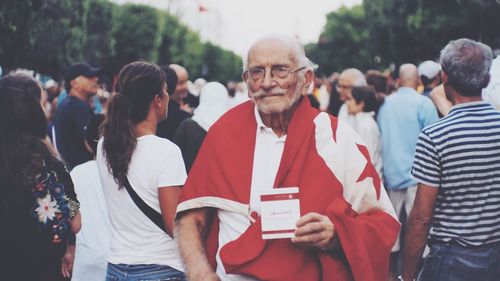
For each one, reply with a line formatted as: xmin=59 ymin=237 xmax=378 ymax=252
xmin=61 ymin=244 xmax=75 ymax=278
xmin=291 ymin=212 xmax=338 ymax=251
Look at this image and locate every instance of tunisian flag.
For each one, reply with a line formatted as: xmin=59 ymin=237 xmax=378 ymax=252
xmin=177 ymin=97 xmax=399 ymax=281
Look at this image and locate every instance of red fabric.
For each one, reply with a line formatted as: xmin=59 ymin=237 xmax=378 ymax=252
xmin=179 ymin=98 xmax=399 ymax=280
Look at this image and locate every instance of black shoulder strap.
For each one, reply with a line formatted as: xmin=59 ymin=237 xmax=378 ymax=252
xmin=123 ymin=177 xmax=167 ymax=234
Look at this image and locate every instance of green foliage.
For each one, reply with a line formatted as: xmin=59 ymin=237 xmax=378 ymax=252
xmin=308 ymin=0 xmax=500 ymax=74
xmin=0 ymin=0 xmax=85 ymax=78
xmin=308 ymin=5 xmax=374 ymax=75
xmin=202 ymin=42 xmax=243 ymax=84
xmin=0 ymin=0 xmax=242 ymax=83
xmin=111 ymin=3 xmax=160 ymax=72
xmin=0 ymin=0 xmax=35 ymax=70
xmin=83 ymin=0 xmax=115 ymax=66
xmin=157 ymin=11 xmax=242 ymax=82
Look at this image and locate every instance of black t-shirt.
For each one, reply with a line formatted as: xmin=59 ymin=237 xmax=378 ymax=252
xmin=157 ymin=102 xmax=192 ymax=141
xmin=54 ymin=96 xmax=93 ymax=170
xmin=173 ymin=118 xmax=207 ymax=173
xmin=183 ymin=92 xmax=199 ymax=109
xmin=0 ymin=157 xmax=78 ymax=281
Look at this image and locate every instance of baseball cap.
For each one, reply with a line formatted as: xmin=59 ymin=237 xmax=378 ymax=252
xmin=64 ymin=62 xmax=100 ymax=85
xmin=418 ymin=60 xmax=441 ymax=79
xmin=44 ymin=79 xmax=57 ymax=89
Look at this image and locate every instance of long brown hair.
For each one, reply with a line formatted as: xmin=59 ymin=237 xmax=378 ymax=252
xmin=0 ymin=73 xmax=51 ymax=215
xmin=101 ymin=61 xmax=166 ymax=188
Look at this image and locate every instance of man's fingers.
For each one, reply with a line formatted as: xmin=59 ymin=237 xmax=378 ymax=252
xmin=61 ymin=266 xmax=70 ymax=278
xmin=295 ymin=212 xmax=324 ymax=227
xmin=291 ymin=232 xmax=331 ymax=247
xmin=294 ymin=221 xmax=325 ymax=236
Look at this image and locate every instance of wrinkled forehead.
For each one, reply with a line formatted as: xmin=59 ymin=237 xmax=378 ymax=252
xmin=247 ymin=39 xmax=299 ymax=68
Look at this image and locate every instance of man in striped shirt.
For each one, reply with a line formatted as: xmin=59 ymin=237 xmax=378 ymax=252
xmin=402 ymin=38 xmax=500 ymax=281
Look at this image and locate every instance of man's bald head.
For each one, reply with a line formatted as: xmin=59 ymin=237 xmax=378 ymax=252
xmin=169 ymin=64 xmax=189 ymax=103
xmin=398 ymin=63 xmax=419 ymax=89
xmin=169 ymin=64 xmax=187 ymax=77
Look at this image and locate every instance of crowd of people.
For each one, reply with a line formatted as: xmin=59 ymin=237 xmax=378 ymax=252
xmin=1 ymin=34 xmax=499 ymax=281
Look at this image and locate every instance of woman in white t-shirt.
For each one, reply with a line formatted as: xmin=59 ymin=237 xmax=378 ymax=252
xmin=96 ymin=61 xmax=187 ymax=281
xmin=344 ymin=86 xmax=383 ymax=177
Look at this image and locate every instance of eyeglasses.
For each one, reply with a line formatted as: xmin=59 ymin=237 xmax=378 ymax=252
xmin=336 ymin=83 xmax=352 ymax=91
xmin=246 ymin=65 xmax=306 ymax=81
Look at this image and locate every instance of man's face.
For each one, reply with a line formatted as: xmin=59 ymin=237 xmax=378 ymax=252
xmin=160 ymin=83 xmax=170 ymax=121
xmin=337 ymin=74 xmax=354 ymax=102
xmin=74 ymin=76 xmax=98 ymax=96
xmin=174 ymin=70 xmax=189 ymax=101
xmin=245 ymin=41 xmax=306 ymax=115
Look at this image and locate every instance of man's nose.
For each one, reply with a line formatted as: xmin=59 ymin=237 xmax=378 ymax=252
xmin=261 ymin=69 xmax=277 ymax=90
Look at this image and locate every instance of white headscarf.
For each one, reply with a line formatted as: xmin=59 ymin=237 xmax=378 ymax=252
xmin=483 ymin=56 xmax=500 ymax=110
xmin=191 ymin=82 xmax=230 ymax=131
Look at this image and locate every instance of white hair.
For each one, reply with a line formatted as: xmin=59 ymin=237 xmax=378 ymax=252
xmin=243 ymin=34 xmax=315 ymax=71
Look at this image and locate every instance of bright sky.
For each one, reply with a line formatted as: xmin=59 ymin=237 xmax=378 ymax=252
xmin=112 ymin=0 xmax=362 ymax=58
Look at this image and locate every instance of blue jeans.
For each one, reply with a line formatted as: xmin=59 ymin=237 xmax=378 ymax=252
xmin=106 ymin=263 xmax=186 ymax=281
xmin=417 ymin=241 xmax=500 ymax=281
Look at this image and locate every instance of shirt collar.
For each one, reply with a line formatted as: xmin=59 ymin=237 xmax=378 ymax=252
xmin=254 ymin=105 xmax=267 ymax=132
xmin=448 ymin=100 xmax=494 ymax=115
xmin=396 ymin=87 xmax=416 ymax=94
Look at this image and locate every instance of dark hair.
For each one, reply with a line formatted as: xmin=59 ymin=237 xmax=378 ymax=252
xmin=102 ymin=61 xmax=166 ymax=188
xmin=0 ymin=73 xmax=50 ymax=204
xmin=327 ymin=79 xmax=342 ymax=117
xmin=85 ymin=114 xmax=105 ymax=155
xmin=351 ymin=86 xmax=382 ymax=113
xmin=366 ymin=70 xmax=388 ymax=95
xmin=160 ymin=65 xmax=178 ymax=97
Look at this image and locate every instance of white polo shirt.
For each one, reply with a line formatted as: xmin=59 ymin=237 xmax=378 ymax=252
xmin=216 ymin=106 xmax=286 ymax=281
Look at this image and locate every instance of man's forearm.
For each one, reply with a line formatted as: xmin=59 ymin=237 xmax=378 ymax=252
xmin=401 ymin=212 xmax=431 ymax=281
xmin=176 ymin=209 xmax=219 ymax=281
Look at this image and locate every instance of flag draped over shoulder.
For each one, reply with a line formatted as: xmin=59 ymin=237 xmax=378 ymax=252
xmin=177 ymin=97 xmax=399 ymax=281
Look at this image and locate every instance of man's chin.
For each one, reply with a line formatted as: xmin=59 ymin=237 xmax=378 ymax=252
xmin=256 ymin=102 xmax=289 ymax=115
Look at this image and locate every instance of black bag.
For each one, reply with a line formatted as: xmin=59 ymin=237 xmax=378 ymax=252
xmin=123 ymin=177 xmax=167 ymax=234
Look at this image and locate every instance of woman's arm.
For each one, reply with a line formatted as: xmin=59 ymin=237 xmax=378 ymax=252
xmin=158 ymin=186 xmax=182 ymax=237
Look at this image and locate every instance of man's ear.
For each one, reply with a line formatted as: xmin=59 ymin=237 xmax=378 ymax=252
xmin=70 ymin=78 xmax=79 ymax=90
xmin=440 ymin=71 xmax=448 ymax=85
xmin=154 ymin=94 xmax=162 ymax=108
xmin=303 ymin=70 xmax=314 ymax=90
xmin=242 ymin=71 xmax=249 ymax=83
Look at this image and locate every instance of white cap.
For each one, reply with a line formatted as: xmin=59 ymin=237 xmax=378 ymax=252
xmin=44 ymin=79 xmax=57 ymax=89
xmin=418 ymin=60 xmax=441 ymax=79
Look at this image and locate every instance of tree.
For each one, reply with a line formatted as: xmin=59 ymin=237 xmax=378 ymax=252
xmin=202 ymin=42 xmax=242 ymax=84
xmin=0 ymin=0 xmax=85 ymax=78
xmin=111 ymin=3 xmax=160 ymax=73
xmin=83 ymin=0 xmax=115 ymax=66
xmin=363 ymin=0 xmax=500 ymax=67
xmin=307 ymin=5 xmax=374 ymax=75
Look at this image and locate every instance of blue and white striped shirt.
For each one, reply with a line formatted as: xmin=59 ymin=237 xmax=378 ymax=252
xmin=412 ymin=101 xmax=500 ymax=246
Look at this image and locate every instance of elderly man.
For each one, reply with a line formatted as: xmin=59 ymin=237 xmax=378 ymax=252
xmin=175 ymin=35 xmax=399 ymax=281
xmin=403 ymin=39 xmax=500 ymax=281
xmin=156 ymin=64 xmax=192 ymax=140
xmin=337 ymin=68 xmax=367 ymax=126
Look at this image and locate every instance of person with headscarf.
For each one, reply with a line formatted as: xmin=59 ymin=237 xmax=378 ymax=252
xmin=174 ymin=82 xmax=230 ymax=173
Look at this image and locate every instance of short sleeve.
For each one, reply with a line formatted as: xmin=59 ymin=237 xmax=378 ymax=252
xmin=157 ymin=144 xmax=187 ymax=188
xmin=411 ymin=132 xmax=441 ymax=187
xmin=419 ymin=99 xmax=439 ymax=128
